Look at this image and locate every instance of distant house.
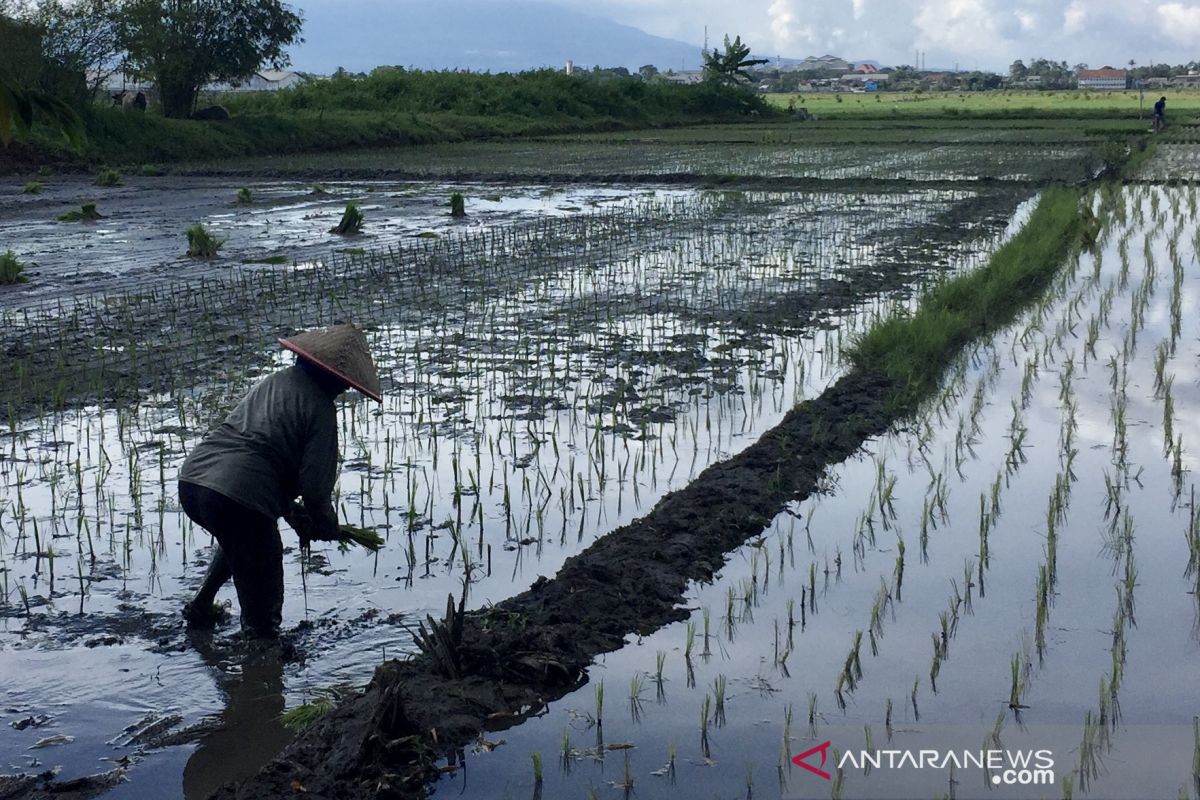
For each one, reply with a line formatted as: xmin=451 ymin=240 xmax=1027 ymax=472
xmin=793 ymin=54 xmax=851 ymax=73
xmin=212 ymin=70 xmax=306 ymax=92
xmin=1076 ymin=68 xmax=1129 ymax=90
xmin=661 ymin=70 xmax=705 ymax=85
xmin=92 ymin=70 xmax=152 ymax=93
xmin=1170 ymin=73 xmax=1200 ymax=88
xmin=840 ymin=73 xmax=888 ymax=87
xmin=854 ymin=63 xmax=880 ymax=74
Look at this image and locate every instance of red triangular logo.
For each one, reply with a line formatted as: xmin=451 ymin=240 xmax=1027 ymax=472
xmin=792 ymin=740 xmax=832 ymax=780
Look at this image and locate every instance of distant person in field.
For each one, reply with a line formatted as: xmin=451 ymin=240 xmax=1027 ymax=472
xmin=1153 ymin=96 xmax=1166 ymax=132
xmin=178 ymin=324 xmax=381 ymax=637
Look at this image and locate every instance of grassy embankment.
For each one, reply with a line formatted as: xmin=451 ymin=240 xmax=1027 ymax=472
xmin=4 ymin=69 xmax=770 ymax=171
xmin=765 ymin=88 xmax=1200 ymax=119
xmin=849 ymin=186 xmax=1090 ymax=411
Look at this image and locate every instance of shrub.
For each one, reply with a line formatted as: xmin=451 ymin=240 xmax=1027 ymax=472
xmin=330 ymin=202 xmax=363 ymax=235
xmin=23 ymin=181 xmax=42 ymax=194
xmin=0 ymin=251 xmax=28 ymax=285
xmin=186 ymin=223 xmax=225 ymax=257
xmin=449 ymin=191 xmax=466 ymax=218
xmin=94 ymin=168 xmax=122 ymax=187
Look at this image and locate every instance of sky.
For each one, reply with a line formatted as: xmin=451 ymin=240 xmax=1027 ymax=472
xmin=529 ymin=0 xmax=1196 ymax=70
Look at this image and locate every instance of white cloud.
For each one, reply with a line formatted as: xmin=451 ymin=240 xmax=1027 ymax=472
xmin=1063 ymin=1 xmax=1086 ymax=34
xmin=1157 ymin=2 xmax=1200 ymax=43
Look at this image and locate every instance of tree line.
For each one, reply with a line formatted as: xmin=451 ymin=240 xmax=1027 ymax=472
xmin=1 ymin=0 xmax=301 ymax=121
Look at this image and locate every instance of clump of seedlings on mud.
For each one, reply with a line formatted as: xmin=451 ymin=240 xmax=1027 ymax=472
xmin=331 ymin=202 xmax=364 ymax=235
xmin=0 ymin=251 xmax=29 ymax=285
xmin=23 ymin=181 xmax=42 ymax=194
xmin=93 ymin=168 xmax=122 ymax=187
xmin=235 ymin=187 xmax=254 ymax=204
xmin=450 ymin=191 xmax=467 ymax=218
xmin=186 ymin=223 xmax=225 ymax=258
xmin=57 ymin=202 xmax=103 ymax=222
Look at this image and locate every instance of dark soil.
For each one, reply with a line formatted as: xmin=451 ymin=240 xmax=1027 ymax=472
xmin=213 ymin=367 xmax=897 ymax=799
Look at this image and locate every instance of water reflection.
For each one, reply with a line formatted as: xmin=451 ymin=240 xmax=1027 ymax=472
xmin=182 ymin=633 xmax=293 ymax=800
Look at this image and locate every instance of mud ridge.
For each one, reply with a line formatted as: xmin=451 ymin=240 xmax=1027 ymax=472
xmin=214 ymin=367 xmax=896 ymax=799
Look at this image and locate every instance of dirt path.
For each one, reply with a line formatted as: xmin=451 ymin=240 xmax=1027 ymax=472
xmin=213 ymin=367 xmax=895 ymax=799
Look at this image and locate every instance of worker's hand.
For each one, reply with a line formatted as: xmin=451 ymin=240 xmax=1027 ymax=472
xmin=284 ymin=502 xmax=314 ymax=552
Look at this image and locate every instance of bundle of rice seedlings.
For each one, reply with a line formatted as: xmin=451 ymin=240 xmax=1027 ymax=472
xmin=337 ymin=524 xmax=384 ymax=552
xmin=330 ymin=202 xmax=364 ymax=235
xmin=186 ymin=223 xmax=225 ymax=257
xmin=0 ymin=251 xmax=28 ymax=285
xmin=235 ymin=187 xmax=253 ymax=204
xmin=450 ymin=191 xmax=466 ymax=218
xmin=94 ymin=168 xmax=122 ymax=187
xmin=58 ymin=202 xmax=103 ymax=222
xmin=23 ymin=181 xmax=42 ymax=194
xmin=280 ymin=687 xmax=347 ymax=732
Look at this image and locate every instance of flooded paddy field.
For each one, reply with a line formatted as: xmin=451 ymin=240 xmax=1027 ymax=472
xmin=0 ymin=172 xmax=1035 ymax=798
xmin=427 ymin=184 xmax=1200 ymax=800
xmin=170 ymin=119 xmax=1138 ymax=185
xmin=1 ymin=120 xmax=1175 ymax=799
xmin=0 ymin=177 xmax=649 ymax=305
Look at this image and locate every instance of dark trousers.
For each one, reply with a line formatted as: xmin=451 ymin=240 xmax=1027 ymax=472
xmin=179 ymin=481 xmax=283 ymax=636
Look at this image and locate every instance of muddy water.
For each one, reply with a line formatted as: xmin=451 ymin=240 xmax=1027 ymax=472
xmin=0 ymin=176 xmax=645 ymax=306
xmin=431 ymin=186 xmax=1200 ymax=800
xmin=1 ymin=183 xmax=1027 ymax=797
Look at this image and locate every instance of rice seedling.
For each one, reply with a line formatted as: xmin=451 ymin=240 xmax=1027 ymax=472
xmin=594 ymin=679 xmax=604 ymax=727
xmin=186 ymin=223 xmax=225 ymax=258
xmin=1008 ymin=652 xmax=1029 ymax=710
xmin=560 ymin=731 xmax=572 ymax=773
xmin=700 ymin=694 xmax=712 ymax=759
xmin=236 ymin=187 xmax=254 ymax=204
xmin=0 ymin=251 xmax=28 ymax=285
xmin=331 ymin=202 xmax=365 ymax=235
xmin=712 ymin=674 xmax=727 ymax=726
xmin=450 ymin=191 xmax=467 ymax=217
xmin=23 ymin=181 xmax=41 ymax=194
xmin=531 ymin=751 xmax=543 ymax=786
xmin=628 ymin=673 xmax=645 ymax=722
xmin=94 ymin=168 xmax=122 ymax=187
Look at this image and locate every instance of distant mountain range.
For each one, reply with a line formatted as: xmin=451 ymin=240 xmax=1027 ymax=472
xmin=288 ymin=0 xmax=707 ymax=74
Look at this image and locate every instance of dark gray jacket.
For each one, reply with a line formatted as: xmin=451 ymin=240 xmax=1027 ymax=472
xmin=180 ymin=365 xmax=339 ymax=537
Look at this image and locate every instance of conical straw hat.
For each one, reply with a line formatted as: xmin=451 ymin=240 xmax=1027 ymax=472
xmin=279 ymin=324 xmax=382 ymax=402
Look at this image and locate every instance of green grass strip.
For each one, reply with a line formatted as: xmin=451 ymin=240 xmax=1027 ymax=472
xmin=849 ymin=186 xmax=1090 ymax=411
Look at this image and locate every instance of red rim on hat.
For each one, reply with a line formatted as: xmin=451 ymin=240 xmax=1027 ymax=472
xmin=278 ymin=324 xmax=382 ymax=402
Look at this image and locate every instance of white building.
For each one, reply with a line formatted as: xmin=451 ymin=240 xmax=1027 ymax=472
xmin=1076 ymin=68 xmax=1128 ymax=90
xmin=211 ymin=70 xmax=306 ymax=92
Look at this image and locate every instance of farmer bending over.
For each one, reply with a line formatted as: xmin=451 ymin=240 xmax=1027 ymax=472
xmin=178 ymin=324 xmax=381 ymax=636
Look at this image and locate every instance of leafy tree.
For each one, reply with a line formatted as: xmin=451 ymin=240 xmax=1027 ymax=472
xmin=118 ymin=0 xmax=303 ymax=118
xmin=638 ymin=64 xmax=658 ymax=81
xmin=1009 ymin=59 xmax=1027 ymax=82
xmin=702 ymin=34 xmax=767 ymax=86
xmin=30 ymin=0 xmax=123 ymax=100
